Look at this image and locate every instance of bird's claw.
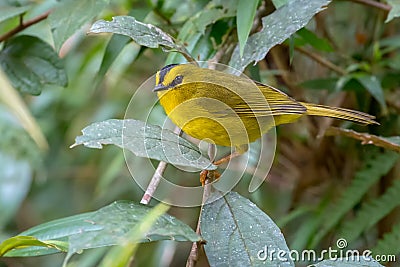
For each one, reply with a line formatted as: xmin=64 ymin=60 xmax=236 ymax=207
xmin=199 ymin=170 xmax=221 ymax=186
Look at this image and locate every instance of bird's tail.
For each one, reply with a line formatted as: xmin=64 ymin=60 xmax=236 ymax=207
xmin=300 ymin=102 xmax=379 ymax=125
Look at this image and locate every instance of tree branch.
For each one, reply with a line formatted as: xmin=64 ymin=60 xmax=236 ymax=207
xmin=346 ymin=0 xmax=391 ymax=12
xmin=325 ymin=127 xmax=399 ymax=152
xmin=0 ymin=11 xmax=51 ymax=43
xmin=140 ymin=126 xmax=182 ymax=205
xmin=140 ymin=161 xmax=167 ymax=205
xmin=295 ymin=46 xmax=348 ymax=76
xmin=186 ymin=144 xmax=215 ymax=267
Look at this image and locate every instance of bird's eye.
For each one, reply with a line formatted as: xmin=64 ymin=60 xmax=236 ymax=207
xmin=173 ymin=75 xmax=183 ymax=85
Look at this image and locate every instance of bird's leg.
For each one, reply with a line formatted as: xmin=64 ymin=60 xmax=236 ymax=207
xmin=200 ymin=169 xmax=221 ymax=186
xmin=199 ymin=145 xmax=248 ymax=186
xmin=213 ymin=150 xmax=243 ymax=165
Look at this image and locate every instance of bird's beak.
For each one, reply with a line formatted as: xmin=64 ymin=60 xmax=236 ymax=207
xmin=153 ymin=83 xmax=168 ymax=92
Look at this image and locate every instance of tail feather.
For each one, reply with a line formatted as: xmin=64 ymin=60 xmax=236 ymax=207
xmin=300 ymin=102 xmax=379 ymax=125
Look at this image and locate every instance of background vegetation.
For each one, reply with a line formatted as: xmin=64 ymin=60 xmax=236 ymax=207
xmin=0 ymin=0 xmax=399 ymax=266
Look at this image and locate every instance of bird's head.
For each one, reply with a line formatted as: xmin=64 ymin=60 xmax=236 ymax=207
xmin=154 ymin=63 xmax=197 ymax=92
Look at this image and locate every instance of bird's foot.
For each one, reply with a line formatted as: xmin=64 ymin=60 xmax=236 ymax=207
xmin=200 ymin=170 xmax=221 ymax=186
xmin=199 ymin=150 xmax=244 ymax=186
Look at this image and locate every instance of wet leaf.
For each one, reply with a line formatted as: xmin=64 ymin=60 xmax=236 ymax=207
xmin=0 ymin=35 xmax=67 ymax=95
xmin=90 ymin=16 xmax=174 ymax=49
xmin=4 ymin=201 xmax=201 ymax=257
xmin=89 ymin=16 xmax=192 ymax=61
xmin=229 ymin=0 xmax=331 ymax=72
xmin=201 ymin=191 xmax=294 ymax=266
xmin=72 ymin=119 xmax=216 ymax=170
xmin=97 ymin=202 xmax=170 ymax=267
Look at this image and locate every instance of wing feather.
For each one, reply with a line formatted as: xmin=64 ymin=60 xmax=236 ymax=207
xmin=231 ymin=82 xmax=306 ymax=117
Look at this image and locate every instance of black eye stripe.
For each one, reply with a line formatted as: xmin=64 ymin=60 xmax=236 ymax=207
xmin=158 ymin=64 xmax=179 ymax=84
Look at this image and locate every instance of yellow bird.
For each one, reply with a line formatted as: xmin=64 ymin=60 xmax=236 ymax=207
xmin=154 ymin=64 xmax=377 ymax=177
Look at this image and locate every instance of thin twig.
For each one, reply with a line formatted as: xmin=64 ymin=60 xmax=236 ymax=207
xmin=345 ymin=0 xmax=391 ymax=12
xmin=295 ymin=46 xmax=348 ymax=76
xmin=0 ymin=11 xmax=51 ymax=42
xmin=140 ymin=161 xmax=167 ymax=205
xmin=326 ymin=127 xmax=399 ymax=152
xmin=186 ymin=144 xmax=215 ymax=267
xmin=140 ymin=126 xmax=182 ymax=205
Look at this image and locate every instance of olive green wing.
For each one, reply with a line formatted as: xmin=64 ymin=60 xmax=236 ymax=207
xmin=232 ymin=81 xmax=306 ymax=117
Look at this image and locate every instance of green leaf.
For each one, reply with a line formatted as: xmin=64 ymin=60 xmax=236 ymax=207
xmin=237 ymin=0 xmax=259 ymax=56
xmin=48 ymin=0 xmax=110 ymax=51
xmin=3 ymin=201 xmax=201 ymax=257
xmin=0 ymin=152 xmax=32 ymax=228
xmin=379 ymin=35 xmax=400 ymax=54
xmin=271 ymin=0 xmax=288 ymax=9
xmin=3 ymin=212 xmax=97 ymax=257
xmin=0 ymin=119 xmax=42 ymax=166
xmin=372 ymin=221 xmax=400 ymax=256
xmin=183 ymin=0 xmax=237 ymax=35
xmin=96 ymin=9 xmax=147 ymax=84
xmin=296 ymin=28 xmax=334 ymax=52
xmin=166 ymin=0 xmax=237 ymax=64
xmin=0 ymin=35 xmax=67 ymax=95
xmin=201 ymin=191 xmax=294 ymax=266
xmin=310 ymin=148 xmax=400 ymax=247
xmin=98 ymin=203 xmax=170 ymax=267
xmin=72 ymin=119 xmax=216 ymax=170
xmin=339 ymin=179 xmax=400 ymax=243
xmin=300 ymin=77 xmax=338 ymax=92
xmin=385 ymin=0 xmax=400 ymax=23
xmin=0 ymin=236 xmax=68 ymax=256
xmin=0 ymin=110 xmax=42 ymax=228
xmin=289 ymin=35 xmax=295 ymax=64
xmin=89 ymin=16 xmax=192 ymax=61
xmin=312 ymin=257 xmax=384 ymax=267
xmin=229 ymin=0 xmax=331 ymax=72
xmin=290 ymin=213 xmax=321 ymax=251
xmin=354 ymin=74 xmax=388 ymax=114
xmin=0 ymin=5 xmax=31 ymax=23
xmin=96 ymin=34 xmax=131 ymax=83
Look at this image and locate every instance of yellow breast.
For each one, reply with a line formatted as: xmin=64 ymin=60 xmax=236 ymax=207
xmin=157 ymin=84 xmax=275 ymax=147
